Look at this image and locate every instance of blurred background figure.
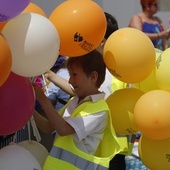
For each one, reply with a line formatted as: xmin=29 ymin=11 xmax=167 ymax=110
xmin=129 ymin=0 xmax=170 ymax=50
xmin=46 ymin=55 xmax=70 ymax=112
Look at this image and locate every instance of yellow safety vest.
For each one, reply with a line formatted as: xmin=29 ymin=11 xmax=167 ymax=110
xmin=43 ymin=99 xmax=129 ymax=170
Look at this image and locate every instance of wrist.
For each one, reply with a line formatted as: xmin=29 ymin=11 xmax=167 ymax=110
xmin=157 ymin=33 xmax=160 ymax=39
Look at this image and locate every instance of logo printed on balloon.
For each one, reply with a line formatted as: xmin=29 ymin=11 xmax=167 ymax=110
xmin=125 ymin=126 xmax=137 ymax=134
xmin=156 ymin=54 xmax=162 ymax=69
xmin=0 ymin=14 xmax=9 ymax=22
xmin=79 ymin=40 xmax=94 ymax=53
xmin=74 ymin=32 xmax=84 ymax=42
xmin=166 ymin=154 xmax=170 ymax=162
xmin=74 ymin=32 xmax=95 ymax=52
xmin=108 ymin=68 xmax=121 ymax=78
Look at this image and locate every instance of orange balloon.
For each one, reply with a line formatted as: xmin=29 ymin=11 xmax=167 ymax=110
xmin=0 ymin=34 xmax=12 ymax=86
xmin=49 ymin=0 xmax=106 ymax=57
xmin=106 ymin=88 xmax=144 ymax=135
xmin=22 ymin=2 xmax=47 ymax=17
xmin=103 ymin=28 xmax=156 ymax=83
xmin=139 ymin=135 xmax=170 ymax=170
xmin=0 ymin=21 xmax=7 ymax=31
xmin=134 ymin=90 xmax=170 ymax=140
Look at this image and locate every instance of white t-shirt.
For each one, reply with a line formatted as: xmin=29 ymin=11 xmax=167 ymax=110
xmin=99 ymin=68 xmax=128 ymax=99
xmin=99 ymin=68 xmax=113 ymax=99
xmin=62 ymin=93 xmax=108 ymax=155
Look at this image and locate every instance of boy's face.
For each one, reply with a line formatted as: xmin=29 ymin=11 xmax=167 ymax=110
xmin=68 ymin=64 xmax=98 ymax=100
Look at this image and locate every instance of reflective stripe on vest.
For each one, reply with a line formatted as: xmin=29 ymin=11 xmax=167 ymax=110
xmin=50 ymin=145 xmax=108 ymax=170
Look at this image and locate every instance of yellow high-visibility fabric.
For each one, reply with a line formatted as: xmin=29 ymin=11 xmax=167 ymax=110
xmin=43 ymin=99 xmax=129 ymax=170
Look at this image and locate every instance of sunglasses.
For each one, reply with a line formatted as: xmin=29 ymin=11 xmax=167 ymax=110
xmin=149 ymin=2 xmax=158 ymax=7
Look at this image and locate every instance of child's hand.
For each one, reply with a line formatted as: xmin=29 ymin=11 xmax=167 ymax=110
xmin=32 ymin=83 xmax=46 ymax=103
xmin=44 ymin=70 xmax=56 ymax=81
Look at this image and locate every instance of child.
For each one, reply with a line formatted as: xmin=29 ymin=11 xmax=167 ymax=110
xmin=33 ymin=50 xmax=127 ymax=170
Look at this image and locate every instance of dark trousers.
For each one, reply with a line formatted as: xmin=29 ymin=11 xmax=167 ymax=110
xmin=109 ymin=154 xmax=126 ymax=170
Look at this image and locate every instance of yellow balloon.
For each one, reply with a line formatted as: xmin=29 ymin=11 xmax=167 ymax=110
xmin=111 ymin=76 xmax=127 ymax=92
xmin=134 ymin=90 xmax=170 ymax=140
xmin=106 ymin=88 xmax=144 ymax=135
xmin=139 ymin=135 xmax=170 ymax=170
xmin=103 ymin=27 xmax=155 ymax=84
xmin=134 ymin=48 xmax=162 ymax=92
xmin=156 ymin=47 xmax=170 ymax=92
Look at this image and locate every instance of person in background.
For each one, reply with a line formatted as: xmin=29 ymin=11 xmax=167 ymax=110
xmin=129 ymin=0 xmax=170 ymax=50
xmin=46 ymin=55 xmax=70 ymax=112
xmin=33 ymin=50 xmax=127 ymax=169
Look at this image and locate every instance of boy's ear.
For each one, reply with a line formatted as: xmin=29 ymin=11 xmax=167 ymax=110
xmin=90 ymin=71 xmax=98 ymax=81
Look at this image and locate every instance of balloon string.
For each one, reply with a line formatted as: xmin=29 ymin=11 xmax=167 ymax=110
xmin=28 ymin=76 xmax=37 ymax=83
xmin=30 ymin=115 xmax=41 ymax=142
xmin=42 ymin=74 xmax=49 ymax=96
xmin=10 ymin=131 xmax=18 ymax=144
xmin=28 ymin=119 xmax=31 ymax=142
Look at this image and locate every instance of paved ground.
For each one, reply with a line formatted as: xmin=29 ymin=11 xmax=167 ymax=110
xmin=125 ymin=142 xmax=149 ymax=170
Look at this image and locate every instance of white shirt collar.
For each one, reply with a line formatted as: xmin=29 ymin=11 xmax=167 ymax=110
xmin=74 ymin=92 xmax=105 ymax=107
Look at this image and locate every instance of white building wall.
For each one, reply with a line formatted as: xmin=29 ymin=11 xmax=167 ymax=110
xmin=31 ymin=0 xmax=170 ymax=29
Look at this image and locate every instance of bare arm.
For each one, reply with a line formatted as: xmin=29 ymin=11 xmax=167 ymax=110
xmin=33 ymin=83 xmax=75 ymax=136
xmin=44 ymin=70 xmax=75 ymax=96
xmin=129 ymin=15 xmax=143 ymax=30
xmin=33 ymin=109 xmax=54 ymax=134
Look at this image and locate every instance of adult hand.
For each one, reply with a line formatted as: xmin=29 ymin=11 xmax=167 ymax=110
xmin=158 ymin=30 xmax=170 ymax=39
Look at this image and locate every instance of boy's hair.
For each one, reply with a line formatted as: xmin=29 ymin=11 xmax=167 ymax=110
xmin=104 ymin=12 xmax=119 ymax=39
xmin=67 ymin=50 xmax=106 ymax=88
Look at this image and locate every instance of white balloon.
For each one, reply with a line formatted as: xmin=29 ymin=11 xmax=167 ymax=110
xmin=0 ymin=144 xmax=41 ymax=170
xmin=18 ymin=140 xmax=49 ymax=167
xmin=2 ymin=13 xmax=60 ymax=77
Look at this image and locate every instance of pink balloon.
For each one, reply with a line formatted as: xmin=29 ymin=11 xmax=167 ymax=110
xmin=0 ymin=72 xmax=35 ymax=135
xmin=0 ymin=0 xmax=30 ymax=22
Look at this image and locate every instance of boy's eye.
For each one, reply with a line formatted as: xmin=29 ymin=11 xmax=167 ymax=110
xmin=69 ymin=73 xmax=77 ymax=77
